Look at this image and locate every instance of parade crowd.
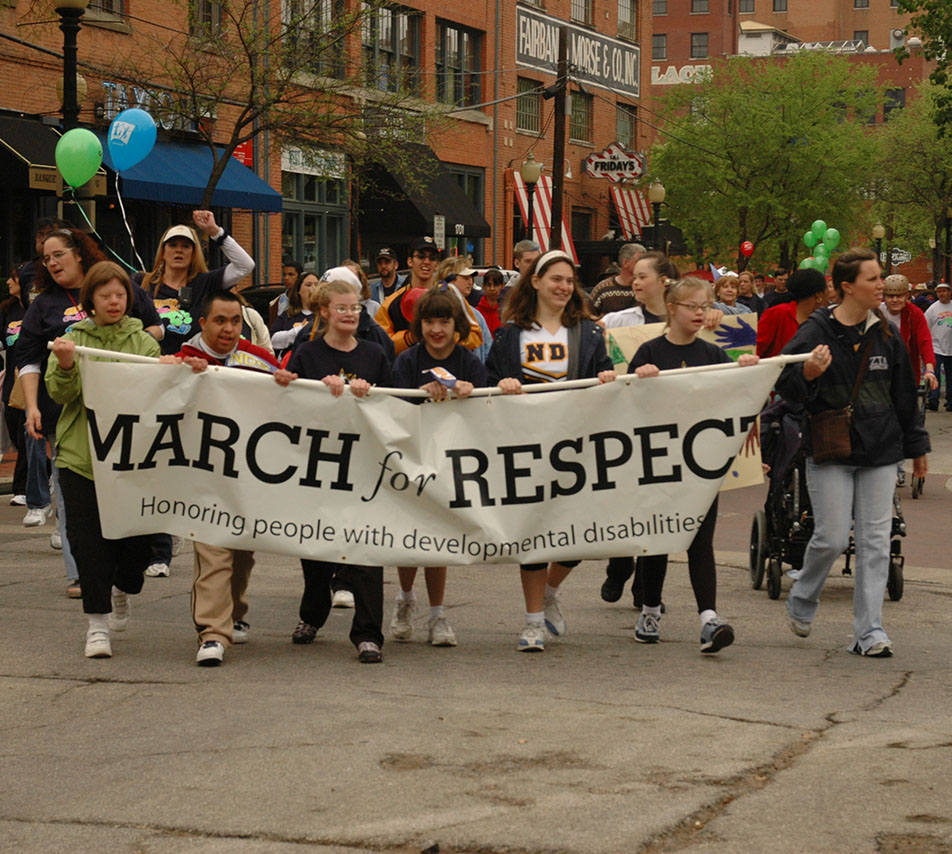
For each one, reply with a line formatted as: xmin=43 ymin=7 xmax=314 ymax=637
xmin=0 ymin=217 xmax=934 ymax=665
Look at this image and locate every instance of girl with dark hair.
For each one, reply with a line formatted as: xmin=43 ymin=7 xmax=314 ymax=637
xmin=1 ymin=264 xmax=29 ymax=504
xmin=777 ymin=248 xmax=930 ymax=657
xmin=45 ymin=261 xmax=160 ymax=658
xmin=486 ymin=250 xmax=616 ymax=652
xmin=388 ymin=288 xmax=488 ymax=648
xmin=756 ymin=268 xmax=832 ymax=358
xmin=477 ymin=268 xmax=505 ymax=335
xmin=270 ymin=271 xmax=318 ymax=356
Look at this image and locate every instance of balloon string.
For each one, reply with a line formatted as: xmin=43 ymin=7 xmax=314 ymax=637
xmin=116 ymin=173 xmax=147 ymax=271
xmin=65 ymin=187 xmax=138 ymax=273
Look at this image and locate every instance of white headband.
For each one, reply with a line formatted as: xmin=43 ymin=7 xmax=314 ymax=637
xmin=533 ymin=249 xmax=574 ymax=271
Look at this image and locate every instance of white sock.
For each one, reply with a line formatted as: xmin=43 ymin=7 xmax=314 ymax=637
xmin=429 ymin=605 xmax=444 ymax=620
xmin=699 ymin=609 xmax=717 ymax=627
xmin=397 ymin=589 xmax=415 ymax=602
xmin=88 ymin=614 xmax=109 ymax=633
xmin=643 ymin=605 xmax=662 ymax=618
xmin=544 ymin=584 xmax=559 ymax=598
xmin=526 ymin=611 xmax=544 ymax=625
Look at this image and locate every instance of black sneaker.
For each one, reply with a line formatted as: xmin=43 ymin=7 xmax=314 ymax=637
xmin=601 ymin=577 xmax=624 ymax=603
xmin=357 ymin=641 xmax=382 ymax=663
xmin=292 ymin=621 xmax=317 ymax=644
xmin=700 ymin=618 xmax=734 ymax=654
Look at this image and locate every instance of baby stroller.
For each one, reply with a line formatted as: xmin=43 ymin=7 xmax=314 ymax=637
xmin=749 ymin=399 xmax=906 ymax=601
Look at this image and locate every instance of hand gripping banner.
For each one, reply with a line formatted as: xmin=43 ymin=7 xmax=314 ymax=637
xmin=79 ymin=356 xmax=786 ymax=566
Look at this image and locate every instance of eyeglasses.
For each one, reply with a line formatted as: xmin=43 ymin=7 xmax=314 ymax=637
xmin=413 ymin=252 xmax=439 ymax=262
xmin=41 ymin=250 xmax=73 ymax=267
xmin=331 ymin=304 xmax=363 ymax=314
xmin=673 ymin=301 xmax=712 ymax=313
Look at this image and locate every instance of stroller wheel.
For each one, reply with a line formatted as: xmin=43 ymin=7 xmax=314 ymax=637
xmin=766 ymin=558 xmax=783 ymax=600
xmin=887 ymin=556 xmax=904 ymax=602
xmin=749 ymin=510 xmax=767 ymax=590
xmin=911 ymin=476 xmax=924 ymax=499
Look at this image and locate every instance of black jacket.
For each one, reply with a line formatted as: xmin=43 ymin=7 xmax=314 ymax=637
xmin=485 ymin=318 xmax=612 ymax=384
xmin=776 ymin=307 xmax=930 ymax=466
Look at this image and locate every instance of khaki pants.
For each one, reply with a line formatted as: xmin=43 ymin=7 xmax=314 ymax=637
xmin=192 ymin=542 xmax=254 ymax=646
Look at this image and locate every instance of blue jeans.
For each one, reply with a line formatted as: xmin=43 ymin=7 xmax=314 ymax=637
xmin=927 ymin=353 xmax=952 ymax=407
xmin=51 ymin=461 xmax=79 ymax=582
xmin=787 ymin=458 xmax=895 ymax=653
xmin=24 ymin=426 xmax=51 ymax=509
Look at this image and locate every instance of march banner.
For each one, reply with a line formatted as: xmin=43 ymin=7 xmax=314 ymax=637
xmin=80 ymin=355 xmax=784 ymax=566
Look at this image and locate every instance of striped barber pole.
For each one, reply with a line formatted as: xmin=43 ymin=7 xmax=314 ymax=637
xmin=610 ymin=185 xmax=652 ymax=240
xmin=512 ymin=172 xmax=579 ymax=264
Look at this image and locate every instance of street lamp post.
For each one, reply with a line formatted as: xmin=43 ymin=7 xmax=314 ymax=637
xmin=648 ymin=180 xmax=666 ymax=252
xmin=520 ymin=153 xmax=543 ymax=244
xmin=56 ymin=0 xmax=90 ymax=131
xmin=946 ymin=207 xmax=952 ymax=285
xmin=872 ymin=223 xmax=885 ymax=270
xmin=929 ymin=236 xmax=938 ymax=286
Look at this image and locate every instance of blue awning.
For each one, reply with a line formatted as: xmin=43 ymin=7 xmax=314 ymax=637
xmin=99 ymin=137 xmax=282 ymax=212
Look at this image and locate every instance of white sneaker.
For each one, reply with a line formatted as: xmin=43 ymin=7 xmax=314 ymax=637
xmin=389 ymin=597 xmax=417 ymax=641
xmin=9 ymin=494 xmax=26 ymax=506
xmin=332 ymin=589 xmax=355 ymax=608
xmin=232 ymin=620 xmax=250 ymax=644
xmin=23 ymin=505 xmax=52 ymax=527
xmin=196 ymin=640 xmax=224 ymax=666
xmin=427 ymin=616 xmax=458 ymax=647
xmin=145 ymin=562 xmax=170 ymax=578
xmin=109 ymin=589 xmax=130 ymax=632
xmin=49 ymin=530 xmax=62 ymax=550
xmin=170 ymin=536 xmax=184 ymax=556
xmin=518 ymin=622 xmax=546 ymax=652
xmin=543 ymin=588 xmax=566 ymax=637
xmin=84 ymin=629 xmax=112 ymax=658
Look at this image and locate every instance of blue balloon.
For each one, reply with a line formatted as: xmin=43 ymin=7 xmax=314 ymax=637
xmin=107 ymin=108 xmax=157 ymax=171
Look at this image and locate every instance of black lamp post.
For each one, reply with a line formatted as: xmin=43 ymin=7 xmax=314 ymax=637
xmin=872 ymin=223 xmax=885 ymax=269
xmin=945 ymin=207 xmax=952 ymax=285
xmin=648 ymin=180 xmax=666 ymax=252
xmin=520 ymin=152 xmax=543 ymax=243
xmin=57 ymin=0 xmax=90 ymax=131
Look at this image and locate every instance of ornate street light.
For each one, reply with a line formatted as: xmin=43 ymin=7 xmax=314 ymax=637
xmin=520 ymin=152 xmax=543 ymax=243
xmin=56 ymin=0 xmax=90 ymax=131
xmin=872 ymin=223 xmax=885 ymax=267
xmin=648 ymin=180 xmax=666 ymax=252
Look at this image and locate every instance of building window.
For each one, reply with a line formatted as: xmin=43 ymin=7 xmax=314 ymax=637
xmin=854 ymin=0 xmax=869 ymax=7
xmin=284 ymin=0 xmax=345 ymax=79
xmin=362 ymin=4 xmax=420 ymax=95
xmin=571 ymin=0 xmax=593 ymax=26
xmin=571 ymin=209 xmax=593 ymax=242
xmin=653 ymin=0 xmax=666 ymax=13
xmin=739 ymin=0 xmax=754 ymax=12
xmin=447 ymin=165 xmax=485 ymax=263
xmin=773 ymin=0 xmax=786 ymax=11
xmin=691 ymin=0 xmax=709 ymax=12
xmin=88 ymin=0 xmax=124 ymax=14
xmin=652 ymin=34 xmax=667 ymax=60
xmin=853 ymin=30 xmax=868 ymax=46
xmin=281 ymin=155 xmax=349 ymax=274
xmin=618 ymin=0 xmax=636 ymax=40
xmin=569 ymin=91 xmax=593 ymax=142
xmin=516 ymin=78 xmax=542 ymax=133
xmin=617 ymin=104 xmax=637 ymax=150
xmin=884 ymin=88 xmax=906 ymax=121
xmin=690 ymin=33 xmax=708 ymax=58
xmin=190 ymin=0 xmax=223 ymax=36
xmin=436 ymin=21 xmax=482 ymax=107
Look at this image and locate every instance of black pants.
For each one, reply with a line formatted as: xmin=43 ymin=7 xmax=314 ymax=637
xmin=604 ymin=556 xmax=644 ymax=595
xmin=151 ymin=533 xmax=172 ymax=564
xmin=3 ymin=405 xmax=27 ymax=495
xmin=58 ymin=467 xmax=152 ymax=615
xmin=642 ymin=498 xmax=718 ymax=614
xmin=299 ymin=560 xmax=383 ymax=648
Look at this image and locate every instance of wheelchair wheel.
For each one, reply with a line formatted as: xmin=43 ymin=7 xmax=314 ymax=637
xmin=888 ymin=557 xmax=904 ymax=602
xmin=766 ymin=557 xmax=783 ymax=600
xmin=749 ymin=510 xmax=767 ymax=590
xmin=911 ymin=476 xmax=924 ymax=499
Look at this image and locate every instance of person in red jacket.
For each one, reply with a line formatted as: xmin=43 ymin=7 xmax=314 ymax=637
xmin=756 ymin=268 xmax=831 ymax=358
xmin=881 ymin=274 xmax=937 ymax=388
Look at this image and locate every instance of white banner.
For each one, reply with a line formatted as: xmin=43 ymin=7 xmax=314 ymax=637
xmin=80 ymin=357 xmax=784 ymax=566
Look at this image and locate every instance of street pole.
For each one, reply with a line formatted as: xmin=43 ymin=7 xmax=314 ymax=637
xmin=548 ymin=26 xmax=567 ymax=253
xmin=946 ymin=211 xmax=952 ymax=285
xmin=526 ymin=182 xmax=536 ymax=242
xmin=57 ymin=1 xmax=88 ymax=131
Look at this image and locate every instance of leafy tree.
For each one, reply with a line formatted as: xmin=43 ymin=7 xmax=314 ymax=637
xmin=646 ymin=51 xmax=880 ymax=271
xmin=896 ymin=0 xmax=952 ymax=130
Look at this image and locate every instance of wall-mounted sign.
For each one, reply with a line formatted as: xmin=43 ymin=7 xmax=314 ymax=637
xmin=650 ymin=64 xmax=712 ymax=86
xmin=516 ymin=7 xmax=640 ymax=98
xmin=232 ymin=140 xmax=254 ymax=167
xmin=100 ymin=81 xmax=208 ymax=133
xmin=584 ymin=143 xmax=645 ymax=182
xmin=282 ymin=146 xmax=347 ymax=179
xmin=29 ymin=166 xmax=106 ymax=195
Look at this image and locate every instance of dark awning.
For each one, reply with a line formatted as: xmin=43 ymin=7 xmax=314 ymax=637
xmin=98 ymin=137 xmax=282 ymax=212
xmin=0 ymin=114 xmax=65 ymax=190
xmin=361 ymin=143 xmax=490 ymax=238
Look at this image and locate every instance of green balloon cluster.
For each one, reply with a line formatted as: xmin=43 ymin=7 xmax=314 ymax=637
xmin=800 ymin=219 xmax=841 ymax=272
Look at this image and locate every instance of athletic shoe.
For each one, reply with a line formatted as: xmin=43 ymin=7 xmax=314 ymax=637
xmin=389 ymin=597 xmax=417 ymax=641
xmin=85 ymin=629 xmax=112 ymax=658
xmin=10 ymin=494 xmax=26 ymax=506
xmin=896 ymin=471 xmax=906 ymax=487
xmin=145 ymin=562 xmax=170 ymax=578
xmin=23 ymin=505 xmax=51 ymax=527
xmin=291 ymin=620 xmax=317 ymax=644
xmin=862 ymin=641 xmax=893 ymax=658
xmin=518 ymin=622 xmax=546 ymax=652
xmin=170 ymin=535 xmax=184 ymax=556
xmin=700 ymin=617 xmax=734 ymax=654
xmin=66 ymin=580 xmax=82 ymax=599
xmin=788 ymin=616 xmax=812 ymax=637
xmin=196 ymin=640 xmax=224 ymax=666
xmin=635 ymin=612 xmax=660 ymax=643
xmin=543 ymin=588 xmax=566 ymax=637
xmin=49 ymin=530 xmax=62 ymax=550
xmin=332 ymin=589 xmax=355 ymax=608
xmin=427 ymin=616 xmax=458 ymax=647
xmin=357 ymin=641 xmax=382 ymax=663
xmin=109 ymin=589 xmax=130 ymax=632
xmin=600 ymin=576 xmax=624 ymax=603
xmin=232 ymin=620 xmax=250 ymax=644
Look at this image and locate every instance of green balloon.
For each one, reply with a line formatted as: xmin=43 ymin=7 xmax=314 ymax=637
xmin=811 ymin=219 xmax=828 ymax=240
xmin=799 ymin=257 xmax=814 ymax=269
xmin=813 ymin=256 xmax=828 ymax=271
xmin=822 ymin=227 xmax=840 ymax=250
xmin=814 ymin=244 xmax=829 ymax=259
xmin=55 ymin=128 xmax=102 ymax=188
xmin=804 ymin=231 xmax=818 ymax=248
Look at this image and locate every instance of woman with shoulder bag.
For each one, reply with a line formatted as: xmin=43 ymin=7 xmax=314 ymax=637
xmin=776 ymin=248 xmax=929 ymax=658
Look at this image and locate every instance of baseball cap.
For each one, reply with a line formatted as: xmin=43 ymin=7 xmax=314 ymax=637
xmin=375 ymin=247 xmax=398 ymax=261
xmin=937 ymin=282 xmax=951 ymax=291
xmin=458 ymin=267 xmax=477 ymax=277
xmin=409 ymin=236 xmax=442 ymax=257
xmin=162 ymin=224 xmax=197 ymax=244
xmin=320 ymin=265 xmax=362 ymax=293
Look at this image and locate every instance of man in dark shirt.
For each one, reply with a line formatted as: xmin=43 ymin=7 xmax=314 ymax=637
xmin=589 ymin=243 xmax=646 ymax=315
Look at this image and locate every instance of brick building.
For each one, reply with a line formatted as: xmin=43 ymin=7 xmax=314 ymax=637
xmin=0 ymin=0 xmax=655 ymax=286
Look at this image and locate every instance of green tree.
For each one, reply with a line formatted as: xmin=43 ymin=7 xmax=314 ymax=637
xmin=647 ymin=52 xmax=880 ymax=270
xmin=896 ymin=0 xmax=952 ymax=129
